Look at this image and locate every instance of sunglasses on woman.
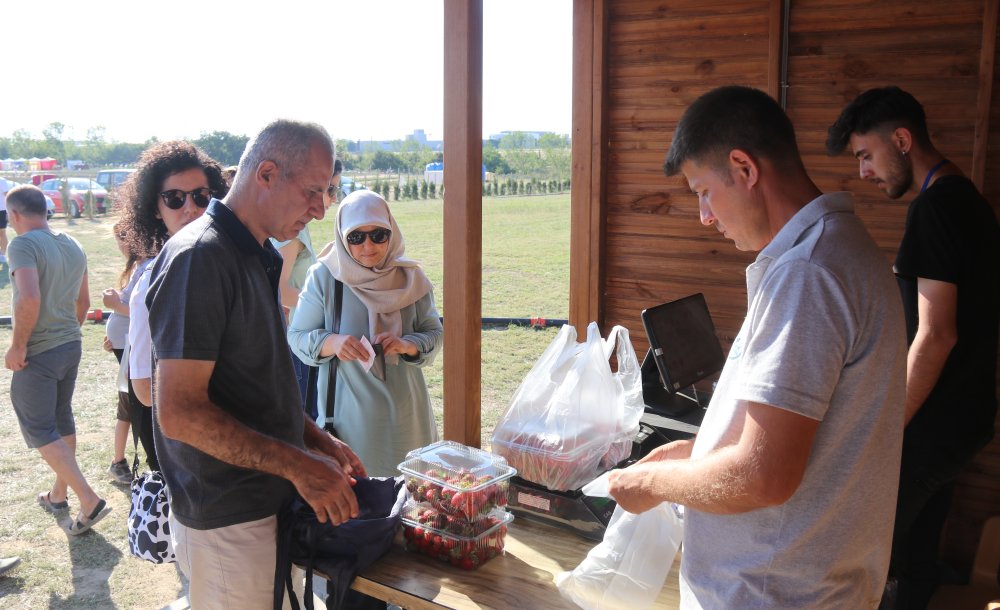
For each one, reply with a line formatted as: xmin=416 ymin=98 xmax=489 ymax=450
xmin=159 ymin=188 xmax=212 ymax=210
xmin=346 ymin=228 xmax=391 ymax=245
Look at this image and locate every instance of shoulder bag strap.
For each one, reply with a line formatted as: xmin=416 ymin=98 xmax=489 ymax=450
xmin=324 ymin=280 xmax=343 ymax=430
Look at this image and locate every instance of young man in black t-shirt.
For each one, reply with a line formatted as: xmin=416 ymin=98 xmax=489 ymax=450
xmin=828 ymin=86 xmax=1000 ymax=610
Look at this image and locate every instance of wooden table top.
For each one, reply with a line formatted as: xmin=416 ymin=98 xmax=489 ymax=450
xmin=352 ymin=516 xmax=681 ymax=610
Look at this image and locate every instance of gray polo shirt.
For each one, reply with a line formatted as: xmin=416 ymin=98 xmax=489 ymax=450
xmin=147 ymin=199 xmax=304 ymax=530
xmin=680 ymin=193 xmax=907 ymax=609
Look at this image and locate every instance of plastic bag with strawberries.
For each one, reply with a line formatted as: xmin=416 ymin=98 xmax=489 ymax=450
xmin=491 ymin=322 xmax=645 ymax=491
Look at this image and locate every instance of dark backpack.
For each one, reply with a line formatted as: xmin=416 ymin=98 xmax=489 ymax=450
xmin=274 ymin=476 xmax=406 ymax=610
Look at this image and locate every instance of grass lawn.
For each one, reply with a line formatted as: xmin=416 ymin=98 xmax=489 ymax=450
xmin=0 ymin=194 xmax=570 ymax=608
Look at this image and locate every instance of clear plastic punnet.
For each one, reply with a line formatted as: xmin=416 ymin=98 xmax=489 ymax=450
xmin=398 ymin=440 xmax=516 ymax=522
xmin=401 ymin=501 xmax=513 ymax=570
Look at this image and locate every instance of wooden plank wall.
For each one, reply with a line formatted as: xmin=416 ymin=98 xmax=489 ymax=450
xmin=599 ymin=0 xmax=1000 ymax=570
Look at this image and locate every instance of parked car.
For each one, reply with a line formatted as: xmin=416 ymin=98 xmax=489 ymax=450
xmin=0 ymin=178 xmax=55 ymax=218
xmin=95 ymin=168 xmax=135 ymax=191
xmin=40 ymin=178 xmax=108 ymax=217
xmin=339 ymin=177 xmax=367 ymax=198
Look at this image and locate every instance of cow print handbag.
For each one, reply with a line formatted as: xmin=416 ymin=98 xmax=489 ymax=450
xmin=126 ymin=421 xmax=175 ymax=564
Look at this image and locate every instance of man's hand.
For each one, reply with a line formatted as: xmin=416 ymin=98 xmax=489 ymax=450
xmin=318 ymin=434 xmax=368 ymax=479
xmin=373 ymin=333 xmax=418 ymax=357
xmin=608 ymin=464 xmax=666 ymax=514
xmin=291 ymin=453 xmax=360 ymax=525
xmin=4 ymin=345 xmax=27 ymax=371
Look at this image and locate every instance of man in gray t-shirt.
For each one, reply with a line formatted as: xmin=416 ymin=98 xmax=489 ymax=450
xmin=609 ymin=87 xmax=907 ymax=609
xmin=5 ymin=184 xmax=112 ymax=536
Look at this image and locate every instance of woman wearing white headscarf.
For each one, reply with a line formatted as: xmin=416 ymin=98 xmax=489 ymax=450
xmin=288 ymin=190 xmax=442 ymax=476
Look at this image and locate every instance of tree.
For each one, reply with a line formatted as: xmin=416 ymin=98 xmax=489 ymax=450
xmin=481 ymin=146 xmax=511 ymax=174
xmin=498 ymin=131 xmax=533 ymax=150
xmin=194 ymin=131 xmax=250 ymax=166
xmin=370 ymin=150 xmax=400 ymax=172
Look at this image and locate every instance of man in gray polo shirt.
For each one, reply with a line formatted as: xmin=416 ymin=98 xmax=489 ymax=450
xmin=609 ymin=87 xmax=907 ymax=609
xmin=148 ymin=120 xmax=366 ymax=609
xmin=5 ymin=184 xmax=111 ymax=536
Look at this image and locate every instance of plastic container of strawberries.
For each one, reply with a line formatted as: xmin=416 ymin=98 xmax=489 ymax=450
xmin=401 ymin=501 xmax=513 ymax=570
xmin=398 ymin=440 xmax=516 ymax=522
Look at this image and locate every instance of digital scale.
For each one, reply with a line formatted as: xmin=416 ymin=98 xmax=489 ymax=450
xmin=505 ymin=293 xmax=724 ymax=540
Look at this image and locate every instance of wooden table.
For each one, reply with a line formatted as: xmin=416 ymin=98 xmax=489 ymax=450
xmin=350 ymin=517 xmax=681 ymax=609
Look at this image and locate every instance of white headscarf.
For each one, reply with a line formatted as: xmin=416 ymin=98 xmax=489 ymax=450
xmin=319 ymin=190 xmax=433 ymax=364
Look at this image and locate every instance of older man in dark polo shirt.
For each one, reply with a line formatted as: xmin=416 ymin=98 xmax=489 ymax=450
xmin=147 ymin=120 xmax=366 ymax=608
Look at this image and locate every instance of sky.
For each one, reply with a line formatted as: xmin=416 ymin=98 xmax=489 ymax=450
xmin=1 ymin=1 xmax=572 ymax=144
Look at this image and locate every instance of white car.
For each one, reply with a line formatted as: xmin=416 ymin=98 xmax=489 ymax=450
xmin=44 ymin=193 xmax=55 ymax=219
xmin=0 ymin=178 xmax=55 ymax=219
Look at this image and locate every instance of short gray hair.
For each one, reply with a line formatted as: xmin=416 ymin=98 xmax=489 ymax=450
xmin=236 ymin=119 xmax=335 ymax=182
xmin=6 ymin=184 xmax=48 ymax=217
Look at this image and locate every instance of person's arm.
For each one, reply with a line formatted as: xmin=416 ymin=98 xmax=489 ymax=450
xmin=128 ymin=269 xmax=154 ymax=406
xmin=75 ymin=270 xmax=90 ymax=326
xmin=903 ymin=278 xmax=958 ymax=424
xmin=156 ymin=358 xmax=360 ymax=524
xmin=102 ymin=288 xmax=129 ymax=316
xmin=302 ymin=418 xmax=367 ymax=478
xmin=277 ymin=240 xmax=304 ymax=318
xmin=378 ymin=292 xmax=444 ymax=365
xmin=608 ymin=401 xmax=819 ymax=515
xmin=4 ymin=267 xmax=41 ymax=371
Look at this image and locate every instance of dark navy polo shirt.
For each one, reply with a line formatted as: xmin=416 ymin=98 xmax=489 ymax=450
xmin=147 ymin=199 xmax=304 ymax=530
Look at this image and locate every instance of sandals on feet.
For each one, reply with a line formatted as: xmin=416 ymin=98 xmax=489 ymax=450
xmin=37 ymin=491 xmax=69 ymax=514
xmin=67 ymin=499 xmax=112 ymax=536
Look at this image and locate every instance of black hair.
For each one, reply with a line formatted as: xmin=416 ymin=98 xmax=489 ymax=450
xmin=334 ymin=158 xmax=343 ymax=176
xmin=663 ymin=86 xmax=801 ymax=177
xmin=117 ymin=140 xmax=228 ymax=261
xmin=6 ymin=184 xmax=47 ymax=217
xmin=825 ymin=86 xmax=931 ymax=156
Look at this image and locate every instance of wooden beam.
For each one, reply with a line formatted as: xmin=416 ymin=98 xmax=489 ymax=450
xmin=569 ymin=0 xmax=607 ymax=333
xmin=972 ymin=0 xmax=998 ymax=189
xmin=442 ymin=0 xmax=483 ymax=447
xmin=767 ymin=0 xmax=783 ymax=101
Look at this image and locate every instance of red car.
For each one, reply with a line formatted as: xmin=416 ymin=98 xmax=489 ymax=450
xmin=40 ymin=178 xmax=108 ymax=217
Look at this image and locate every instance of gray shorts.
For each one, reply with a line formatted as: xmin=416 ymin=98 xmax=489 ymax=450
xmin=10 ymin=341 xmax=82 ymax=448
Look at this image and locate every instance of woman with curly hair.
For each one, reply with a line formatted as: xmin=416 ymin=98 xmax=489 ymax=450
xmin=116 ymin=141 xmax=228 ymax=470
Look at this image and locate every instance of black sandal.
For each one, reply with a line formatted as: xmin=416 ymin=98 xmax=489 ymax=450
xmin=67 ymin=499 xmax=112 ymax=536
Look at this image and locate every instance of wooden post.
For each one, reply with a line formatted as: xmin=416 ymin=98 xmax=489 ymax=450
xmin=569 ymin=0 xmax=607 ymax=333
xmin=972 ymin=0 xmax=998 ymax=189
xmin=767 ymin=0 xmax=784 ymax=103
xmin=442 ymin=0 xmax=483 ymax=447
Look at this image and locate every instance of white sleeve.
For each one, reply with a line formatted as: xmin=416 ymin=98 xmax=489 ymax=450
xmin=128 ymin=267 xmax=153 ymax=380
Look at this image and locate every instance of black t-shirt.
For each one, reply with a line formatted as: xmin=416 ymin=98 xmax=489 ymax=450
xmin=148 ymin=200 xmax=304 ymax=530
xmin=894 ymin=175 xmax=1000 ymax=455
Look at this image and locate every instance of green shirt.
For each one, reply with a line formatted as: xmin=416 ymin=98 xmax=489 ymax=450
xmin=8 ymin=228 xmax=87 ymax=357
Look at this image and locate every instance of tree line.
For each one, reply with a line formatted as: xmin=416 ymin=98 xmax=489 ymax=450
xmin=0 ymin=124 xmax=570 ymax=181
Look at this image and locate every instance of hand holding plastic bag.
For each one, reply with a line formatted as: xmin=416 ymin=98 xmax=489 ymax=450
xmin=556 ymin=484 xmax=683 ymax=610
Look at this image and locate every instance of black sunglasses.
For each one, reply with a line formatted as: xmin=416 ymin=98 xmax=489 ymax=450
xmin=346 ymin=228 xmax=391 ymax=245
xmin=159 ymin=188 xmax=212 ymax=210
xmin=326 ymin=184 xmax=340 ymax=199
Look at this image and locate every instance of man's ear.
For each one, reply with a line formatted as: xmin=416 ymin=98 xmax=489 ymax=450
xmin=729 ymin=149 xmax=759 ymax=188
xmin=256 ymin=160 xmax=279 ymax=188
xmin=891 ymin=127 xmax=913 ymax=155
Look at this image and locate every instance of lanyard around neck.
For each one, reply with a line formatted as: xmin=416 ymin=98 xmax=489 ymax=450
xmin=920 ymin=159 xmax=949 ymax=193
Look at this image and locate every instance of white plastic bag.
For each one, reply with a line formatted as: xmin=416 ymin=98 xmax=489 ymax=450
xmin=556 ymin=500 xmax=683 ymax=610
xmin=491 ymin=322 xmax=645 ymax=491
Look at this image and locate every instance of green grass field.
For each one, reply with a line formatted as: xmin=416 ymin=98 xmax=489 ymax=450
xmin=0 ymin=194 xmax=570 ymax=608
